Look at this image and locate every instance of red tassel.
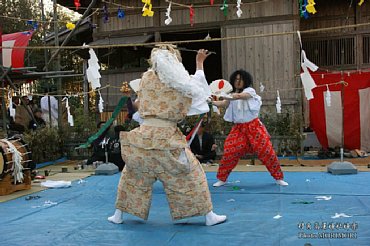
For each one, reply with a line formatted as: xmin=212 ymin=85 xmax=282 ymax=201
xmin=189 ymin=5 xmax=195 ymax=26
xmin=210 ymin=0 xmax=214 ymax=4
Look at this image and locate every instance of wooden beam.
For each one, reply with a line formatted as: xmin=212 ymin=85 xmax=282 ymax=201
xmin=93 ymin=14 xmax=298 ymax=39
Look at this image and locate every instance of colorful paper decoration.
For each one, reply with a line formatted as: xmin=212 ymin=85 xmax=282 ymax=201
xmin=118 ymin=7 xmax=125 ymax=19
xmin=220 ymin=0 xmax=228 ymax=16
xmin=358 ymin=0 xmax=365 ymax=5
xmin=26 ymin=20 xmax=38 ymax=30
xmin=236 ymin=0 xmax=243 ymax=18
xmin=165 ymin=2 xmax=172 ymax=25
xmin=66 ymin=22 xmax=75 ymax=30
xmin=103 ymin=4 xmax=109 ymax=23
xmin=189 ymin=5 xmax=195 ymax=26
xmin=142 ymin=0 xmax=154 ymax=17
xmin=74 ymin=0 xmax=81 ymax=10
xmin=306 ymin=0 xmax=316 ymax=14
xmin=210 ymin=0 xmax=214 ymax=5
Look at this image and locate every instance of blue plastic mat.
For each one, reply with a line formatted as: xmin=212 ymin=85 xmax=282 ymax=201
xmin=1 ymin=172 xmax=369 ymax=246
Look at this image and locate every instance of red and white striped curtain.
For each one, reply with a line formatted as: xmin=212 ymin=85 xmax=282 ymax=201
xmin=309 ymin=71 xmax=370 ymax=152
xmin=2 ymin=31 xmax=33 ymax=68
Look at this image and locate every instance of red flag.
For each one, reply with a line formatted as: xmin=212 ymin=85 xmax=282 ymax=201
xmin=2 ymin=31 xmax=33 ymax=68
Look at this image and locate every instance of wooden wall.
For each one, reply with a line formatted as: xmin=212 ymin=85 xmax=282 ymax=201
xmin=222 ymin=20 xmax=299 ymax=105
xmin=93 ymin=0 xmax=300 ymax=113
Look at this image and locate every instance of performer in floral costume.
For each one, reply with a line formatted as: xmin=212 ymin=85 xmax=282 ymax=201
xmin=108 ymin=45 xmax=226 ymax=226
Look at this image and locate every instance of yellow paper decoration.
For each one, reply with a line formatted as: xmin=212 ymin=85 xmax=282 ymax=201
xmin=142 ymin=0 xmax=154 ymax=17
xmin=66 ymin=22 xmax=75 ymax=30
xmin=306 ymin=0 xmax=316 ymax=14
xmin=358 ymin=0 xmax=364 ymax=6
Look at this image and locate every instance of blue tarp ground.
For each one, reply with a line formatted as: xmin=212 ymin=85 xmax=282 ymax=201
xmin=1 ymin=172 xmax=370 ymax=246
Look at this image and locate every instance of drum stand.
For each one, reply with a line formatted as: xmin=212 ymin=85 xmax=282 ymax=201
xmin=0 ymin=169 xmax=32 ymax=196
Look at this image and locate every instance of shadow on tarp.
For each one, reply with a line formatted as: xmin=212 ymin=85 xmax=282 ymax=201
xmin=0 ymin=172 xmax=369 ymax=246
xmin=35 ymin=157 xmax=68 ymax=169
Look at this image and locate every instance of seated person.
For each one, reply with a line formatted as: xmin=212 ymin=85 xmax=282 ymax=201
xmin=190 ymin=123 xmax=217 ymax=164
xmin=108 ymin=125 xmax=126 ymax=171
xmin=29 ymin=108 xmax=46 ymax=130
xmin=86 ymin=121 xmax=112 ymax=165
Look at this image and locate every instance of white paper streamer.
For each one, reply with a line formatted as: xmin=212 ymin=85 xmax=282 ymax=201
xmin=8 ymin=92 xmax=15 ymax=120
xmin=236 ymin=0 xmax=243 ymax=18
xmin=85 ymin=44 xmax=101 ymax=90
xmin=276 ymin=90 xmax=281 ymax=114
xmin=259 ymin=82 xmax=265 ymax=93
xmin=164 ymin=2 xmax=172 ymax=25
xmin=98 ymin=91 xmax=104 ymax=113
xmin=325 ymin=85 xmax=331 ymax=107
xmin=63 ymin=97 xmax=74 ymax=126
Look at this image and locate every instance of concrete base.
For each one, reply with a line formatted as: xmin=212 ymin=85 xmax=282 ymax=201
xmin=327 ymin=161 xmax=358 ymax=175
xmin=95 ymin=163 xmax=119 ymax=175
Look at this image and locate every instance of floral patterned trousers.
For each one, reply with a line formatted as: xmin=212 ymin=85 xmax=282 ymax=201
xmin=115 ymin=133 xmax=213 ymax=220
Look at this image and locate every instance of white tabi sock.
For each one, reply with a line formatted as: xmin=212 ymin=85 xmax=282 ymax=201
xmin=276 ymin=179 xmax=289 ymax=186
xmin=108 ymin=209 xmax=123 ymax=224
xmin=212 ymin=180 xmax=226 ymax=187
xmin=205 ymin=211 xmax=227 ymax=226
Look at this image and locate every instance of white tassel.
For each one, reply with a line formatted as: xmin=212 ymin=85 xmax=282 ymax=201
xmin=164 ymin=2 xmax=172 ymax=25
xmin=259 ymin=82 xmax=265 ymax=93
xmin=236 ymin=0 xmax=243 ymax=18
xmin=98 ymin=91 xmax=104 ymax=113
xmin=84 ymin=44 xmax=101 ymax=90
xmin=63 ymin=97 xmax=74 ymax=126
xmin=8 ymin=92 xmax=15 ymax=120
xmin=2 ymin=139 xmax=23 ymax=184
xmin=325 ymin=85 xmax=331 ymax=107
xmin=276 ymin=90 xmax=281 ymax=114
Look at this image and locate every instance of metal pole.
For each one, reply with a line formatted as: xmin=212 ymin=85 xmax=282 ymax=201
xmin=0 ymin=25 xmax=6 ymax=136
xmin=83 ymin=60 xmax=89 ymax=116
xmin=53 ymin=0 xmax=62 ymax=128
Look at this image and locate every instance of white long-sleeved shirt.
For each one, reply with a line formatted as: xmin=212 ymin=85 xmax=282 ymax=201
xmin=223 ymin=87 xmax=262 ymax=123
xmin=40 ymin=95 xmax=58 ymax=120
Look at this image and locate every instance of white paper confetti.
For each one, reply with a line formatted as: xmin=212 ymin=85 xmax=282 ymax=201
xmin=315 ymin=196 xmax=332 ymax=201
xmin=331 ymin=213 xmax=352 ymax=219
xmin=273 ymin=214 xmax=282 ymax=219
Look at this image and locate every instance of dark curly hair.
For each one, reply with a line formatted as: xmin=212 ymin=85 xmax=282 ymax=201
xmin=229 ymin=69 xmax=253 ymax=92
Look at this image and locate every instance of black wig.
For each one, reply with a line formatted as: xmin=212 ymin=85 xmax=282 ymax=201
xmin=229 ymin=69 xmax=253 ymax=92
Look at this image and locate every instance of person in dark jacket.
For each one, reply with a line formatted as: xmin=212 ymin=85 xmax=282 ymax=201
xmin=190 ymin=123 xmax=217 ymax=164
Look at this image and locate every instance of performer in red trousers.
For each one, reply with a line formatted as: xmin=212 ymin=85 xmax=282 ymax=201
xmin=212 ymin=69 xmax=289 ymax=187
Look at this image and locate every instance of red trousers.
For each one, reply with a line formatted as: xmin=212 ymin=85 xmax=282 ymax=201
xmin=217 ymin=118 xmax=284 ymax=182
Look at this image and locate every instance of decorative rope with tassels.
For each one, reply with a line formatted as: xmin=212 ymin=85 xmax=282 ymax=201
xmin=2 ymin=139 xmax=24 ymax=184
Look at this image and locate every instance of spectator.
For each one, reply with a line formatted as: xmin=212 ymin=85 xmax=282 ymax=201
xmin=28 ymin=108 xmax=46 ymax=130
xmin=190 ymin=123 xmax=217 ymax=164
xmin=86 ymin=121 xmax=112 ymax=166
xmin=14 ymin=96 xmax=33 ymax=132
